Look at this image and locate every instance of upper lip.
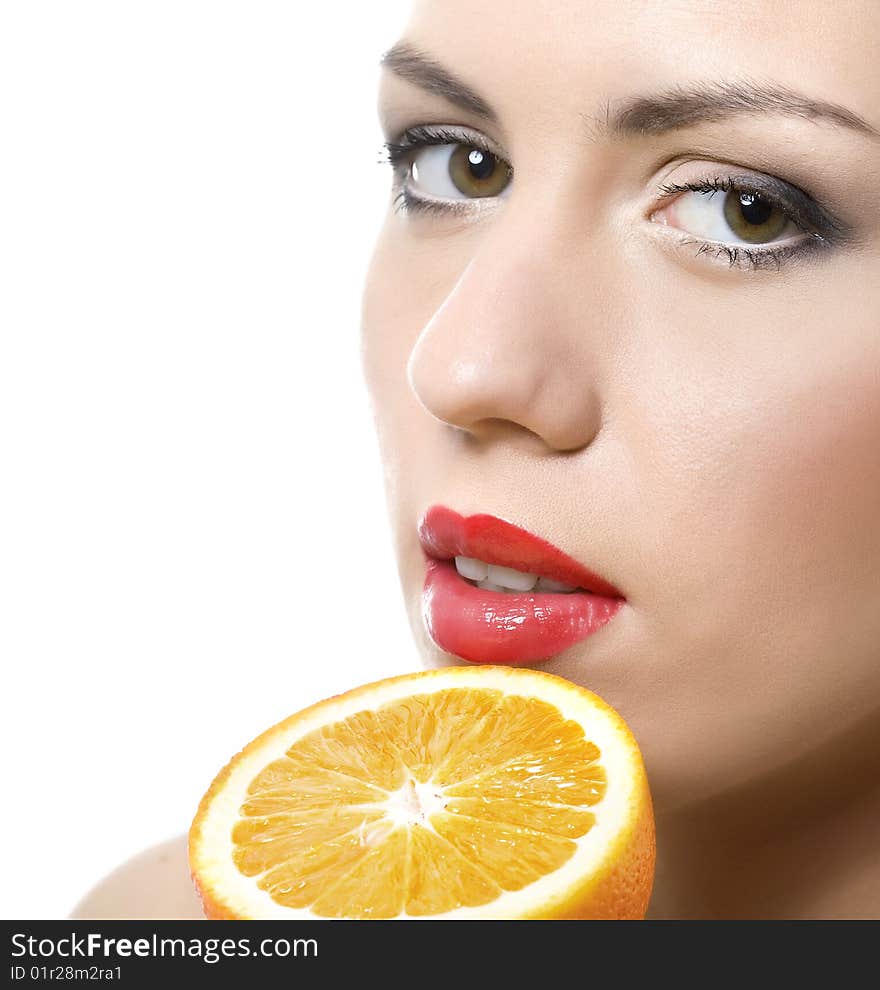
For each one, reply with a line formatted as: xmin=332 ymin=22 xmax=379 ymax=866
xmin=417 ymin=504 xmax=624 ymax=599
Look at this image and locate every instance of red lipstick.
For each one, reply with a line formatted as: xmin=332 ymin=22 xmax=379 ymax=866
xmin=418 ymin=504 xmax=624 ymax=665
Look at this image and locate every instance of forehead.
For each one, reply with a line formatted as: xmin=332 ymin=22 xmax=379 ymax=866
xmin=403 ymin=0 xmax=879 ymax=128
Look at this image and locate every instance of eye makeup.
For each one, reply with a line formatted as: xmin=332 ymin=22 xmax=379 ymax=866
xmin=380 ymin=122 xmax=857 ymax=271
xmin=652 ymin=170 xmax=854 ymax=270
xmin=383 ymin=124 xmax=511 ymax=216
xmin=383 ymin=124 xmax=508 ymax=173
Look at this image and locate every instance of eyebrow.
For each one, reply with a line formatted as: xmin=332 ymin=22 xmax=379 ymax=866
xmin=610 ymin=81 xmax=878 ymax=138
xmin=380 ymin=42 xmax=498 ymax=122
xmin=380 ymin=42 xmax=878 ymax=139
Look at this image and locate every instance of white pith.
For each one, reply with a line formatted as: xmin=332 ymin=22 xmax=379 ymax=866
xmin=383 ymin=777 xmax=449 ymax=828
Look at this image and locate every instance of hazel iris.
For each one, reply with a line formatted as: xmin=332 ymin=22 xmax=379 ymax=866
xmin=449 ymin=146 xmax=511 ymax=198
xmin=723 ymin=190 xmax=789 ymax=243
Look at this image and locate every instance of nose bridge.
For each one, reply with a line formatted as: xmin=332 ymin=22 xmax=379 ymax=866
xmin=406 ymin=206 xmax=603 ymax=453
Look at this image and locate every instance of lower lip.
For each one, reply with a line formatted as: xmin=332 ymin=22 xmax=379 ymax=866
xmin=421 ymin=558 xmax=624 ymax=665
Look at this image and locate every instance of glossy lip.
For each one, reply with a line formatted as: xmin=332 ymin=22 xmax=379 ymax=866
xmin=418 ymin=504 xmax=625 ymax=666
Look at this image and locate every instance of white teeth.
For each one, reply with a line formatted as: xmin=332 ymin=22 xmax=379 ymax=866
xmin=454 ymin=556 xmax=489 ymax=581
xmin=455 ymin=556 xmax=579 ymax=593
xmin=476 ymin=579 xmax=508 ymax=592
xmin=487 ymin=563 xmax=538 ymax=591
xmin=535 ymin=576 xmax=578 ymax=593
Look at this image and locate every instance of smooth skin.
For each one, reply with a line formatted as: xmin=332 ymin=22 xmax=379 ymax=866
xmin=361 ymin=0 xmax=880 ymax=918
xmin=76 ymin=0 xmax=879 ymax=919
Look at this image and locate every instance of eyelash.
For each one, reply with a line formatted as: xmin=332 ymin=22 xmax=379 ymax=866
xmin=381 ymin=126 xmax=841 ymax=271
xmin=383 ymin=125 xmax=508 ymax=217
xmin=655 ymin=176 xmax=834 ymax=270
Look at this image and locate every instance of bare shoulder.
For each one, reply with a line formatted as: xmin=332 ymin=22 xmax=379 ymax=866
xmin=70 ymin=833 xmax=204 ymax=920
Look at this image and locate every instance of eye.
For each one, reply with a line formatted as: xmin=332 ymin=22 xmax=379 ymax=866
xmin=654 ymin=183 xmax=801 ymax=246
xmin=410 ymin=143 xmax=512 ymax=201
xmin=383 ymin=126 xmax=514 ymax=215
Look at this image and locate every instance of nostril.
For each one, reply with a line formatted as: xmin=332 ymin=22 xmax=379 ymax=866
xmin=404 ymin=246 xmax=604 ymax=454
xmin=410 ymin=344 xmax=602 ymax=453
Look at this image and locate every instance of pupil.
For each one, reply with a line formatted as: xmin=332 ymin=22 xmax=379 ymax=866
xmin=467 ymin=148 xmax=495 ymax=181
xmin=738 ymin=192 xmax=772 ymax=226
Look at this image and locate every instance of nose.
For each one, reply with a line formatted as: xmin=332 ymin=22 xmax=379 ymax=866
xmin=406 ymin=218 xmax=603 ymax=453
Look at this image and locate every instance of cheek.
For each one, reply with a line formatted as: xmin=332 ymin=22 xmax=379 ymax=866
xmin=361 ymin=218 xmax=481 ymax=479
xmin=616 ymin=272 xmax=880 ymax=795
xmin=360 ymin=230 xmax=409 ymax=540
xmin=619 ymin=253 xmax=880 ymax=617
xmin=360 ymin=223 xmax=423 ymax=479
xmin=361 ymin=222 xmax=405 ymax=404
xmin=359 ymin=221 xmax=457 ymax=565
xmin=749 ymin=358 xmax=880 ymax=575
xmin=733 ymin=342 xmax=880 ymax=692
xmin=361 ymin=220 xmax=452 ymax=406
xmin=641 ymin=343 xmax=880 ymax=592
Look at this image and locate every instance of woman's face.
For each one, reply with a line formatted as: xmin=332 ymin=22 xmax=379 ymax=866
xmin=361 ymin=0 xmax=880 ymax=813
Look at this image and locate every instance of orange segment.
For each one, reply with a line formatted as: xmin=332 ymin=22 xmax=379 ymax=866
xmin=404 ymin=825 xmax=501 ymax=915
xmin=189 ymin=665 xmax=655 ymax=919
xmin=443 ymin=797 xmax=596 ymax=838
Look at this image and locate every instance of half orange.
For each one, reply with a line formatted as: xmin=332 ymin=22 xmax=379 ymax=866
xmin=189 ymin=665 xmax=655 ymax=919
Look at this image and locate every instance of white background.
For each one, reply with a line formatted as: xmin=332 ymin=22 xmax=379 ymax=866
xmin=0 ymin=1 xmax=416 ymax=919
